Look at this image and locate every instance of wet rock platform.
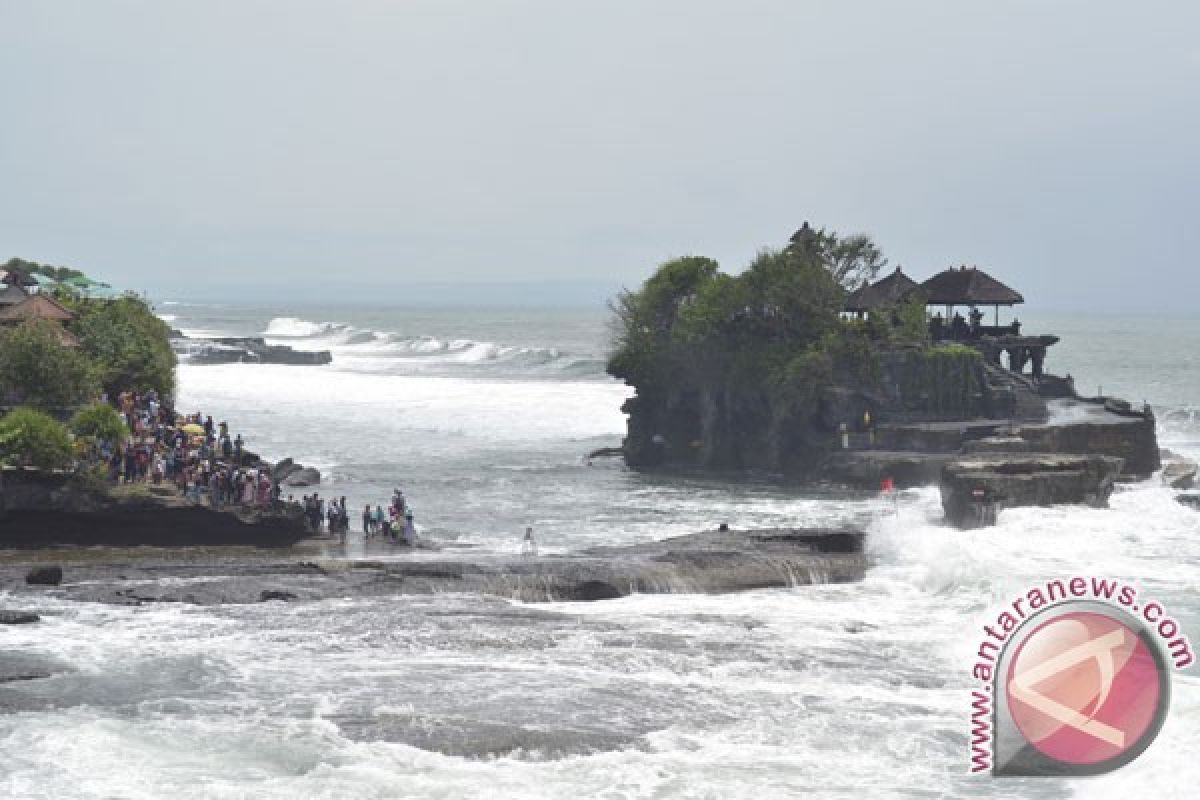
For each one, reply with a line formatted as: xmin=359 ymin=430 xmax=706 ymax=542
xmin=0 ymin=527 xmax=866 ymax=606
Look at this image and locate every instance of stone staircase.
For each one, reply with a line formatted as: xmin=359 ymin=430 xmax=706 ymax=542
xmin=982 ymin=364 xmax=1048 ymax=422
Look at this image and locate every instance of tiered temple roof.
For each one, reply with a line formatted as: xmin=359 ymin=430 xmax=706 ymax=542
xmin=843 ymin=265 xmax=1024 ymax=312
xmin=844 ymin=267 xmax=922 ymax=312
xmin=918 ymin=266 xmax=1023 ymax=307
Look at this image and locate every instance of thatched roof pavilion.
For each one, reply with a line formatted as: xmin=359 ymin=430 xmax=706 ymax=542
xmin=844 ymin=267 xmax=922 ymax=313
xmin=919 ymin=266 xmax=1023 ymax=307
xmin=0 ymin=294 xmax=80 ymax=346
xmin=0 ymin=294 xmax=77 ymax=324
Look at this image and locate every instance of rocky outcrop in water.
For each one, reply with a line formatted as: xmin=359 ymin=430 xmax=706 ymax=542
xmin=24 ymin=567 xmax=62 ymax=586
xmin=271 ymin=458 xmax=322 ymax=487
xmin=940 ymin=453 xmax=1124 ymax=529
xmin=0 ymin=527 xmax=866 ymax=606
xmin=1018 ymin=401 xmax=1160 ymax=478
xmin=171 ymin=335 xmax=332 ymax=366
xmin=1177 ymin=493 xmax=1200 ymax=511
xmin=1162 ymin=452 xmax=1198 ymax=490
xmin=823 ymin=398 xmax=1158 ymax=489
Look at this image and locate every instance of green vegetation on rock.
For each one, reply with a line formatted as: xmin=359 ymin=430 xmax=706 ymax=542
xmin=0 ymin=407 xmax=74 ymax=469
xmin=0 ymin=319 xmax=97 ymax=410
xmin=889 ymin=346 xmax=983 ymax=416
xmin=68 ymin=293 xmax=177 ymax=399
xmin=607 ymin=232 xmax=887 ymax=428
xmin=70 ymin=402 xmax=128 ymax=445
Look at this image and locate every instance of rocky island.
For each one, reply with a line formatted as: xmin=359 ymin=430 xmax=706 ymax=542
xmin=607 ymin=223 xmax=1165 ymax=527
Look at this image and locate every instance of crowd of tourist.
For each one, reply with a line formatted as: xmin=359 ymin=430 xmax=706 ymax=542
xmin=359 ymin=488 xmax=417 ymax=544
xmin=99 ymin=389 xmax=281 ymax=512
xmin=93 ymin=389 xmax=420 ymax=544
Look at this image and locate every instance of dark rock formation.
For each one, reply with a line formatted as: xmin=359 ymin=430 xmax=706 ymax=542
xmin=282 ymin=467 xmax=321 ymax=487
xmin=172 ymin=335 xmax=332 ymax=366
xmin=961 ymin=436 xmax=1030 ymax=454
xmin=0 ymin=468 xmax=311 ymax=549
xmin=1162 ymin=454 xmax=1198 ymax=490
xmin=1018 ymin=402 xmax=1160 ymax=478
xmin=272 ymin=458 xmax=300 ymax=483
xmin=2 ymin=505 xmax=310 ymax=549
xmin=14 ymin=527 xmax=867 ymax=606
xmin=940 ymin=453 xmax=1125 ymax=529
xmin=1177 ymin=493 xmax=1200 ymax=511
xmin=823 ymin=450 xmax=954 ymax=488
xmin=0 ymin=651 xmax=71 ymax=685
xmin=25 ymin=566 xmax=62 ymax=586
xmin=0 ymin=610 xmax=40 ymax=624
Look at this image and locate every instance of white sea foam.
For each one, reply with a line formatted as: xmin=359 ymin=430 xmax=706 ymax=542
xmin=1 ymin=480 xmax=1195 ymax=799
xmin=177 ymin=364 xmax=629 ymax=446
xmin=259 ymin=316 xmax=600 ymax=375
xmin=263 ymin=316 xmax=340 ymax=338
xmin=6 ymin=310 xmax=1194 ymax=798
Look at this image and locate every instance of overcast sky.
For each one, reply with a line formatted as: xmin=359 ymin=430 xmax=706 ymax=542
xmin=2 ymin=1 xmax=1197 ymax=310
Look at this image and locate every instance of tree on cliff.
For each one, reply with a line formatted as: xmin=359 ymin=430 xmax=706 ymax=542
xmin=70 ymin=293 xmax=177 ymax=400
xmin=788 ymin=222 xmax=889 ymax=291
xmin=607 ymin=256 xmax=720 ymax=387
xmin=0 ymin=319 xmax=97 ymax=410
xmin=608 ymin=226 xmax=903 ymax=472
xmin=3 ymin=257 xmax=86 ymax=283
xmin=608 ymin=242 xmax=847 ymax=398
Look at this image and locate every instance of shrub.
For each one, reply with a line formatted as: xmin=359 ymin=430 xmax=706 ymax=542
xmin=0 ymin=407 xmax=75 ymax=469
xmin=70 ymin=402 xmax=128 ymax=444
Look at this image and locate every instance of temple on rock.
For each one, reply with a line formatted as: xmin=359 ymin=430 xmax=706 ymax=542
xmin=846 ymin=264 xmax=1060 ymax=384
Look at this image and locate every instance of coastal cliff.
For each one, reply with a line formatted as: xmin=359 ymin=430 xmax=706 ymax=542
xmin=0 ymin=468 xmax=310 ymax=548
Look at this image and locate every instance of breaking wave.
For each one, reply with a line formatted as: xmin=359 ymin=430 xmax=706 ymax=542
xmin=261 ymin=316 xmax=606 ymax=377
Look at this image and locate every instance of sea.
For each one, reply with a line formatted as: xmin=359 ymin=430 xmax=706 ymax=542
xmin=1 ymin=304 xmax=1198 ymax=799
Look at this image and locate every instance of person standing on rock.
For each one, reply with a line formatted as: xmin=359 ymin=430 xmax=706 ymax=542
xmin=403 ymin=508 xmax=416 ymax=545
xmin=521 ymin=527 xmax=537 ymax=556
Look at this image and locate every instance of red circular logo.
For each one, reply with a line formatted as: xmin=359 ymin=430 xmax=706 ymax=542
xmin=1006 ymin=611 xmax=1164 ymax=765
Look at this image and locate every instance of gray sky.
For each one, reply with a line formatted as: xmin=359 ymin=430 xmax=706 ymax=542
xmin=2 ymin=1 xmax=1198 ymax=310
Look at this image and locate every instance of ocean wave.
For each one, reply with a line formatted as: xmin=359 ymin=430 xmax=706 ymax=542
xmin=263 ymin=316 xmax=339 ymax=338
xmin=261 ymin=316 xmax=606 ymax=376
